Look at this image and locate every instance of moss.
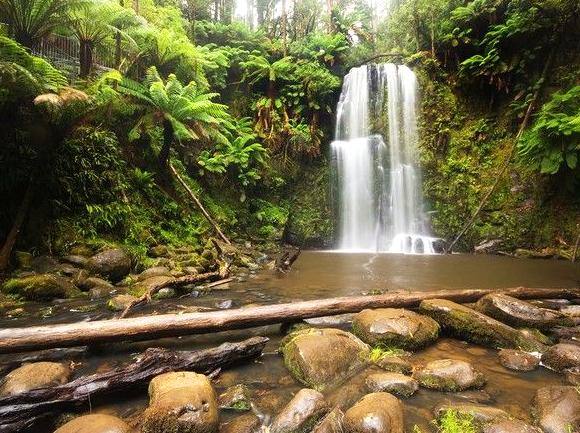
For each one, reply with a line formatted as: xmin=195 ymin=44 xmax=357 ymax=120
xmin=2 ymin=274 xmax=82 ymax=301
xmin=437 ymin=409 xmax=479 ymax=433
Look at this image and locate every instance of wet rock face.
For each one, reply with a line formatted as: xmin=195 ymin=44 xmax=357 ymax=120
xmin=218 ymin=384 xmax=251 ymax=411
xmin=280 ymin=328 xmax=370 ymax=391
xmin=142 ymin=372 xmax=218 ymax=433
xmin=497 ymin=349 xmax=539 ymax=371
xmin=434 ymin=404 xmax=509 ymax=424
xmin=269 ymin=388 xmax=329 ymax=433
xmin=364 ymin=373 xmax=418 ymax=398
xmin=476 ymin=294 xmax=573 ymax=330
xmin=541 ymin=343 xmax=580 ymax=372
xmin=420 ymin=299 xmax=545 ymax=351
xmin=0 ymin=362 xmax=71 ymax=397
xmin=372 ymin=356 xmax=413 ymax=374
xmin=87 ymin=249 xmax=131 ymax=282
xmin=413 ymin=359 xmax=486 ymax=392
xmin=53 ymin=414 xmax=132 ymax=433
xmin=137 ymin=266 xmax=172 ymax=281
xmin=219 ymin=414 xmax=260 ymax=433
xmin=106 ymin=294 xmax=137 ymax=312
xmin=532 ymin=386 xmax=580 ymax=433
xmin=482 ymin=418 xmax=542 ymax=433
xmin=131 ymin=275 xmax=174 ymax=296
xmin=343 ymin=392 xmax=404 ymax=433
xmin=311 ymin=408 xmax=344 ymax=433
xmin=352 ymin=308 xmax=440 ymax=350
xmin=1 ymin=274 xmax=80 ymax=300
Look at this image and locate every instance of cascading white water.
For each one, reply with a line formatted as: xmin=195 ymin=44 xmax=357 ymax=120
xmin=331 ymin=64 xmax=437 ymax=254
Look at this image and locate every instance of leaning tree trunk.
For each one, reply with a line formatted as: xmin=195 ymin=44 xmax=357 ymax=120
xmin=79 ymin=40 xmax=93 ymax=78
xmin=158 ymin=119 xmax=173 ymax=168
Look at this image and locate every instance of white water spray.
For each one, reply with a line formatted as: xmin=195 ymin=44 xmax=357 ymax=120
xmin=331 ymin=64 xmax=437 ymax=254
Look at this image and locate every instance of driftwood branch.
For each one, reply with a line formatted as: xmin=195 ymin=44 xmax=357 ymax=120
xmin=0 ymin=336 xmax=268 ymax=433
xmin=275 ymin=248 xmax=301 ymax=272
xmin=0 ymin=287 xmax=577 ymax=354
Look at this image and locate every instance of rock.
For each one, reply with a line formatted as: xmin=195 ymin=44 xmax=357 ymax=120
xmin=532 ymin=386 xmax=580 ymax=433
xmin=54 ymin=414 xmax=132 ymax=433
xmin=62 ymin=255 xmax=89 ymax=268
xmin=413 ymin=359 xmax=486 ymax=391
xmin=89 ymin=286 xmax=114 ymax=300
xmin=87 ymin=249 xmax=131 ymax=282
xmin=1 ymin=274 xmax=81 ymax=300
xmin=220 ymin=414 xmax=260 ymax=433
xmin=364 ymin=372 xmax=418 ymax=397
xmin=497 ymin=349 xmax=539 ymax=371
xmin=343 ymin=392 xmax=404 ymax=433
xmin=106 ymin=294 xmax=137 ymax=312
xmin=148 ymin=245 xmax=169 ymax=258
xmin=137 ymin=266 xmax=172 ymax=281
xmin=434 ymin=403 xmax=509 ymax=423
xmin=476 ymin=294 xmax=573 ymax=330
xmin=153 ymin=287 xmax=177 ymax=299
xmin=474 ymin=239 xmax=503 ymax=254
xmin=519 ymin=328 xmax=554 ymax=345
xmin=541 ymin=343 xmax=580 ymax=372
xmin=269 ymin=388 xmax=329 ymax=433
xmin=14 ymin=251 xmax=33 ymax=269
xmin=69 ymin=245 xmax=94 ymax=257
xmin=352 ymin=308 xmax=439 ymax=350
xmin=280 ymin=328 xmax=370 ymax=391
xmin=0 ymin=362 xmax=71 ymax=397
xmin=561 ymin=305 xmax=580 ymax=317
xmin=305 ymin=314 xmax=354 ymax=326
xmin=31 ymin=255 xmax=59 ymax=273
xmin=131 ymin=275 xmax=174 ymax=296
xmin=373 ymin=356 xmax=413 ymax=374
xmin=482 ymin=418 xmax=542 ymax=433
xmin=142 ymin=371 xmax=218 ymax=433
xmin=420 ymin=299 xmax=545 ymax=351
xmin=78 ymin=277 xmax=114 ymax=291
xmin=514 ymin=248 xmax=560 ymax=259
xmin=219 ymin=384 xmax=251 ymax=411
xmin=565 ymin=367 xmax=580 ymax=385
xmin=312 ymin=408 xmax=344 ymax=433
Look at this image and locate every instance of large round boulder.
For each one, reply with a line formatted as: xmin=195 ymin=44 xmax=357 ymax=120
xmin=352 ymin=309 xmax=439 ymax=350
xmin=142 ymin=372 xmax=218 ymax=433
xmin=541 ymin=343 xmax=580 ymax=372
xmin=413 ymin=359 xmax=486 ymax=392
xmin=532 ymin=386 xmax=580 ymax=433
xmin=87 ymin=249 xmax=131 ymax=282
xmin=498 ymin=349 xmax=539 ymax=371
xmin=343 ymin=392 xmax=404 ymax=433
xmin=54 ymin=414 xmax=132 ymax=433
xmin=364 ymin=372 xmax=418 ymax=398
xmin=0 ymin=362 xmax=71 ymax=397
xmin=280 ymin=328 xmax=370 ymax=391
xmin=1 ymin=274 xmax=81 ymax=300
xmin=269 ymin=388 xmax=329 ymax=433
xmin=476 ymin=294 xmax=573 ymax=330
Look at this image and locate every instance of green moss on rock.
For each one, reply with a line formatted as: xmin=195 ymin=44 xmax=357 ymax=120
xmin=2 ymin=274 xmax=82 ymax=301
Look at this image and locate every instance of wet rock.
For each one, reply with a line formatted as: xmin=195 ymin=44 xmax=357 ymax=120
xmin=497 ymin=349 xmax=539 ymax=371
xmin=434 ymin=403 xmax=509 ymax=423
xmin=137 ymin=266 xmax=172 ymax=281
xmin=106 ymin=294 xmax=137 ymax=312
xmin=474 ymin=239 xmax=503 ymax=254
xmin=216 ymin=299 xmax=233 ymax=309
xmin=153 ymin=287 xmax=177 ymax=299
xmin=352 ymin=308 xmax=439 ymax=350
xmin=62 ymin=255 xmax=89 ymax=268
xmin=148 ymin=245 xmax=169 ymax=258
xmin=1 ymin=274 xmax=81 ymax=300
xmin=219 ymin=384 xmax=251 ymax=411
xmin=219 ymin=414 xmax=260 ymax=433
xmin=541 ymin=343 xmax=580 ymax=372
xmin=420 ymin=299 xmax=545 ymax=351
xmin=0 ymin=362 xmax=71 ymax=397
xmin=532 ymin=386 xmax=580 ymax=433
xmin=269 ymin=388 xmax=329 ymax=433
xmin=343 ymin=392 xmax=404 ymax=433
xmin=312 ymin=408 xmax=344 ymax=433
xmin=280 ymin=328 xmax=370 ymax=391
xmin=305 ymin=313 xmax=354 ymax=326
xmin=142 ymin=371 xmax=218 ymax=433
xmin=54 ymin=414 xmax=132 ymax=433
xmin=131 ymin=275 xmax=174 ymax=296
xmin=482 ymin=418 xmax=542 ymax=433
xmin=373 ymin=356 xmax=413 ymax=374
xmin=565 ymin=367 xmax=580 ymax=385
xmin=519 ymin=328 xmax=554 ymax=346
xmin=89 ymin=286 xmax=114 ymax=300
xmin=561 ymin=305 xmax=580 ymax=318
xmin=78 ymin=277 xmax=115 ymax=291
xmin=413 ymin=359 xmax=486 ymax=391
xmin=476 ymin=294 xmax=573 ymax=330
xmin=327 ymin=383 xmax=367 ymax=412
xmin=87 ymin=249 xmax=131 ymax=282
xmin=364 ymin=372 xmax=418 ymax=397
xmin=69 ymin=245 xmax=94 ymax=257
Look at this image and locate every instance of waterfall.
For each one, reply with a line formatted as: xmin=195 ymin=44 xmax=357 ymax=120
xmin=331 ymin=64 xmax=437 ymax=254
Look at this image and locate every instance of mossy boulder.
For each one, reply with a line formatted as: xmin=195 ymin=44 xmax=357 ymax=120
xmin=280 ymin=328 xmax=370 ymax=391
xmin=476 ymin=294 xmax=573 ymax=330
xmin=364 ymin=372 xmax=418 ymax=397
xmin=130 ymin=275 xmax=174 ymax=297
xmin=142 ymin=371 xmax=218 ymax=433
xmin=541 ymin=343 xmax=580 ymax=372
xmin=532 ymin=386 xmax=580 ymax=433
xmin=413 ymin=359 xmax=486 ymax=391
xmin=86 ymin=249 xmax=131 ymax=282
xmin=497 ymin=349 xmax=539 ymax=371
xmin=136 ymin=266 xmax=172 ymax=281
xmin=420 ymin=299 xmax=546 ymax=351
xmin=2 ymin=274 xmax=81 ymax=300
xmin=0 ymin=362 xmax=71 ymax=397
xmin=343 ymin=392 xmax=404 ymax=433
xmin=352 ymin=308 xmax=440 ymax=350
xmin=372 ymin=355 xmax=413 ymax=374
xmin=434 ymin=404 xmax=509 ymax=423
xmin=482 ymin=418 xmax=542 ymax=433
xmin=106 ymin=294 xmax=137 ymax=312
xmin=269 ymin=388 xmax=329 ymax=433
xmin=54 ymin=414 xmax=132 ymax=433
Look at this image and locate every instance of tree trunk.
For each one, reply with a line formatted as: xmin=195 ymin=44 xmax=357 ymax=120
xmin=158 ymin=119 xmax=173 ymax=168
xmin=0 ymin=287 xmax=576 ymax=354
xmin=0 ymin=177 xmax=34 ymax=274
xmin=281 ymin=0 xmax=287 ymax=55
xmin=0 ymin=337 xmax=268 ymax=432
xmin=79 ymin=40 xmax=93 ymax=78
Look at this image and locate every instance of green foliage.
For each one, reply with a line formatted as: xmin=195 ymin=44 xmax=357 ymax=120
xmin=368 ymin=345 xmax=406 ymax=362
xmin=436 ymin=410 xmax=478 ymax=433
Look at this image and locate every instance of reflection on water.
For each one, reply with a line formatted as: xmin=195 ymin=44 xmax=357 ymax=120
xmin=0 ymin=252 xmax=578 ymax=432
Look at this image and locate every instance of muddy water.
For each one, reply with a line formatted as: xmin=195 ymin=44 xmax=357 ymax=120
xmin=1 ymin=252 xmax=579 ymax=432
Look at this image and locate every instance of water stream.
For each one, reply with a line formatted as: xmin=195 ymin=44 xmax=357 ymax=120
xmin=331 ymin=64 xmax=437 ymax=253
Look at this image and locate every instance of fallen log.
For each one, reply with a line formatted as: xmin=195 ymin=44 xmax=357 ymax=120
xmin=0 ymin=336 xmax=268 ymax=432
xmin=0 ymin=287 xmax=577 ymax=354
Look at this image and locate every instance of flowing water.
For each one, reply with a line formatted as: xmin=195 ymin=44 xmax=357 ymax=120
xmin=331 ymin=64 xmax=436 ymax=253
xmin=1 ymin=252 xmax=579 ymax=432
